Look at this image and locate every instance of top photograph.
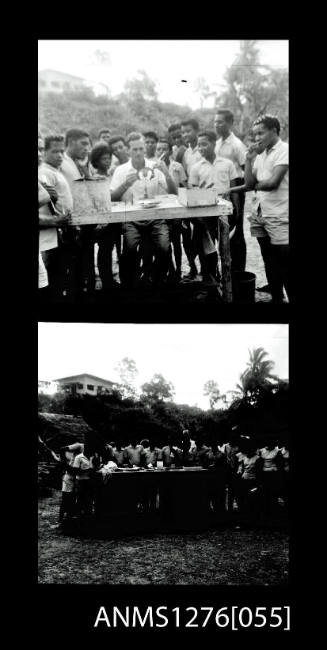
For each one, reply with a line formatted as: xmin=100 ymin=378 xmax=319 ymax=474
xmin=38 ymin=39 xmax=289 ymax=309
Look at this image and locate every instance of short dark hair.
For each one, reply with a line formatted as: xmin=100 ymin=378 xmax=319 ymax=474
xmin=216 ymin=109 xmax=234 ymax=125
xmin=126 ymin=132 xmax=144 ymax=146
xmin=168 ymin=123 xmax=182 ymax=133
xmin=65 ymin=128 xmax=90 ymax=147
xmin=198 ymin=130 xmax=217 ymax=144
xmin=108 ymin=135 xmax=127 ymax=147
xmin=44 ymin=135 xmax=65 ymax=151
xmin=158 ymin=138 xmax=172 ymax=151
xmin=253 ymin=114 xmax=281 ymax=135
xmin=143 ymin=131 xmax=159 ymax=142
xmin=181 ymin=118 xmax=199 ymax=132
xmin=98 ymin=128 xmax=111 ymax=138
xmin=90 ymin=143 xmax=112 ymax=169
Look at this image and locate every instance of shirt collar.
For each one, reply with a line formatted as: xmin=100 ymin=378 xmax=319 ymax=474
xmin=265 ymin=138 xmax=282 ymax=154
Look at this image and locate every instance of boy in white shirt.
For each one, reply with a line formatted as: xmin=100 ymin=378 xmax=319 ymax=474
xmin=244 ymin=114 xmax=289 ymax=303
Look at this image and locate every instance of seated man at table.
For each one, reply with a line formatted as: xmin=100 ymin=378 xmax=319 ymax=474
xmin=189 ymin=130 xmax=240 ymax=283
xmin=110 ymin=132 xmax=177 ymax=288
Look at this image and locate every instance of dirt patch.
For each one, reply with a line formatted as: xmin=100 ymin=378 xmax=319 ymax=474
xmin=38 ymin=492 xmax=289 ymax=585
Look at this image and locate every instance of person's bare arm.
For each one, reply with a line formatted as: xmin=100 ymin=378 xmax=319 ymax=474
xmin=110 ymin=170 xmax=138 ymax=201
xmin=154 ymin=160 xmax=177 ymax=195
xmin=244 ymin=145 xmax=259 ymax=189
xmin=39 ymin=213 xmax=69 ymax=228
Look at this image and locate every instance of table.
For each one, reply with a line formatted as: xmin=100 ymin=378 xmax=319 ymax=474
xmin=70 ymin=194 xmax=233 ymax=302
xmin=96 ymin=467 xmax=215 ymax=532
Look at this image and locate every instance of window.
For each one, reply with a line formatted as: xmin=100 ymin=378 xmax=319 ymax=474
xmin=87 ymin=384 xmax=95 ymax=391
xmin=51 ymin=81 xmax=60 ymax=88
xmin=77 ymin=383 xmax=84 ymax=390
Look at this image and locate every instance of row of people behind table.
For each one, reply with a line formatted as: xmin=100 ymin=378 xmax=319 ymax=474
xmin=39 ymin=111 xmax=288 ymax=301
xmin=50 ymin=435 xmax=289 ymax=527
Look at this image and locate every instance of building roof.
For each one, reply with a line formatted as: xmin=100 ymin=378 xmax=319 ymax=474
xmin=54 ymin=373 xmax=115 ymax=385
xmin=38 ymin=69 xmax=85 ymax=83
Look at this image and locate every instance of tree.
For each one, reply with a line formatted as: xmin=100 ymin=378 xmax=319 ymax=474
xmin=216 ymin=40 xmax=289 ymax=138
xmin=193 ymin=76 xmax=216 ymax=109
xmin=236 ymin=347 xmax=278 ymax=406
xmin=203 ymin=380 xmax=226 ymax=409
xmin=123 ymin=70 xmax=158 ymax=103
xmin=140 ymin=373 xmax=175 ymax=405
xmin=115 ymin=357 xmax=139 ymax=399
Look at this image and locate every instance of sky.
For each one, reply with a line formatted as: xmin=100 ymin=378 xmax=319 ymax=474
xmin=38 ymin=323 xmax=288 ymax=409
xmin=38 ymin=40 xmax=288 ymax=109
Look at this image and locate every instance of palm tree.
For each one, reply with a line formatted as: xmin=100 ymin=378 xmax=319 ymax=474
xmin=236 ymin=348 xmax=278 ymax=406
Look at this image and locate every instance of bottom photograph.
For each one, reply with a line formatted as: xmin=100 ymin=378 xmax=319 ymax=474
xmin=38 ymin=322 xmax=289 ymax=586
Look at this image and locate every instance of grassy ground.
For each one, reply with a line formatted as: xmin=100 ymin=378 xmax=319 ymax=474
xmin=38 ymin=492 xmax=289 ymax=585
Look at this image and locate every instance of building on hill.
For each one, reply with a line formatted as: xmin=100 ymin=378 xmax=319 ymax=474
xmin=38 ymin=69 xmax=109 ymax=96
xmin=53 ymin=373 xmax=117 ymax=396
xmin=38 ymin=380 xmax=59 ymax=395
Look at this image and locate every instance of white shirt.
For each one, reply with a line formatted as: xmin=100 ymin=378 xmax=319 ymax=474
xmin=182 ymin=145 xmax=202 ymax=177
xmin=38 ymin=182 xmax=58 ymax=251
xmin=253 ymin=139 xmax=289 ymax=220
xmin=60 ymin=153 xmax=84 ymax=189
xmin=215 ymin=132 xmax=246 ymax=178
xmin=39 ymin=162 xmax=73 ymax=214
xmin=73 ymin=453 xmax=92 ymax=480
xmin=238 ymin=453 xmax=258 ymax=480
xmin=189 ymin=156 xmax=237 ymax=194
xmin=260 ymin=447 xmax=279 ymax=471
xmin=110 ymin=159 xmax=167 ymax=202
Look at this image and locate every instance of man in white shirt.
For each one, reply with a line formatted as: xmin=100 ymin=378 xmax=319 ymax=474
xmin=189 ymin=130 xmax=240 ymax=282
xmin=244 ymin=115 xmax=289 ymax=303
xmin=156 ymin=138 xmax=187 ymax=281
xmin=110 ymin=132 xmax=177 ymax=288
xmin=60 ymin=128 xmax=96 ymax=300
xmin=39 ymin=135 xmax=74 ymax=299
xmin=178 ymin=118 xmax=203 ymax=278
xmin=214 ymin=109 xmax=247 ymax=272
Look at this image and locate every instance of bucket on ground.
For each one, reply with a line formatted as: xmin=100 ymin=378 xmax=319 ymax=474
xmin=232 ymin=271 xmax=256 ymax=303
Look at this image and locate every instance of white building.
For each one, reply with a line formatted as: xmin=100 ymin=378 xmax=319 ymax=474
xmin=38 ymin=69 xmax=109 ymax=96
xmin=53 ymin=373 xmax=117 ymax=396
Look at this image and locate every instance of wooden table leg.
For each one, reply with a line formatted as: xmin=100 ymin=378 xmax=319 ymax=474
xmin=219 ymin=216 xmax=233 ymax=303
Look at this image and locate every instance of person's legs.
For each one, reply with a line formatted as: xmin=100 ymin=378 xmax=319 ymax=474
xmin=150 ymin=220 xmax=170 ymax=284
xmin=182 ymin=220 xmax=198 ymax=277
xmin=78 ymin=226 xmax=96 ymax=294
xmin=171 ymin=221 xmax=182 ymax=278
xmin=230 ymin=187 xmax=246 ymax=272
xmin=139 ymin=231 xmax=154 ymax=283
xmin=271 ymin=244 xmax=289 ymax=301
xmin=120 ymin=222 xmax=142 ymax=288
xmin=97 ymin=226 xmax=116 ymax=290
xmin=257 ymin=236 xmax=284 ymax=303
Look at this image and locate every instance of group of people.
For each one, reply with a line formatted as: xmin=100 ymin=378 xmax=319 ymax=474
xmin=38 ymin=110 xmax=289 ymax=303
xmin=50 ymin=431 xmax=289 ymax=530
